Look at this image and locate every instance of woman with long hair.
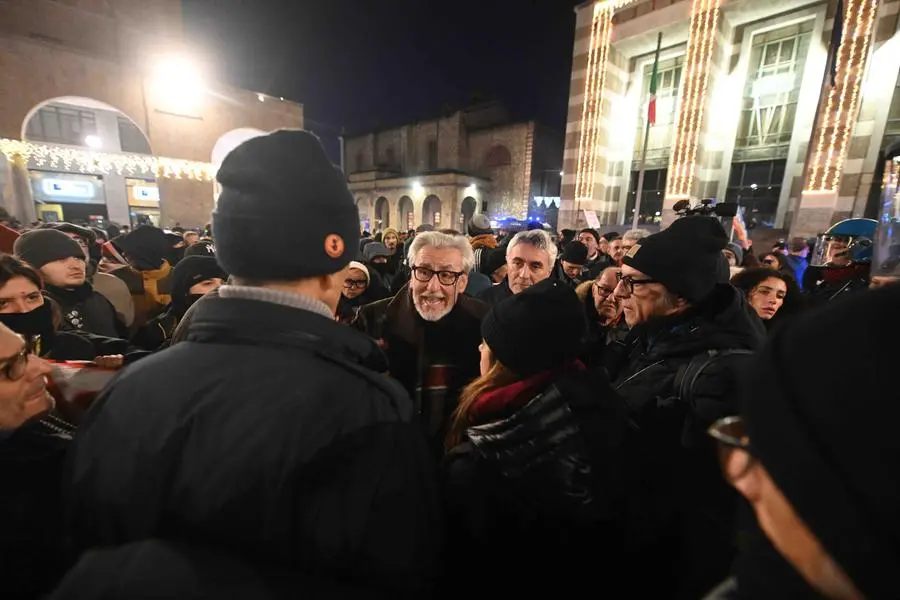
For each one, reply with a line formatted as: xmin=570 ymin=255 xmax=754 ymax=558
xmin=731 ymin=268 xmax=803 ymax=330
xmin=442 ymin=279 xmax=627 ymax=594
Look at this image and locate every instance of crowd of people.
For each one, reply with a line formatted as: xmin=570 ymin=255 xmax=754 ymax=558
xmin=1 ymin=128 xmax=898 ymax=600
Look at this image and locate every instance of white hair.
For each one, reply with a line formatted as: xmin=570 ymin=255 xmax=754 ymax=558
xmin=506 ymin=229 xmax=558 ymax=264
xmin=407 ymin=231 xmax=475 ymax=273
xmin=622 ymin=229 xmax=652 ymax=242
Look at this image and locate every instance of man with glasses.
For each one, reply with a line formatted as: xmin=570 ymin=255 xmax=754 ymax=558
xmin=706 ymin=285 xmax=900 ymax=600
xmin=608 ymin=216 xmax=765 ymax=599
xmin=0 ymin=323 xmax=75 ymax=597
xmin=355 ymin=231 xmax=488 ymax=456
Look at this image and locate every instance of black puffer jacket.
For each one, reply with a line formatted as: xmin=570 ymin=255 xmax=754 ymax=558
xmin=442 ymin=366 xmax=628 ymax=594
xmin=66 ymin=293 xmax=443 ymax=597
xmin=476 ymin=277 xmax=514 ymax=306
xmin=609 ymin=283 xmax=765 ymax=600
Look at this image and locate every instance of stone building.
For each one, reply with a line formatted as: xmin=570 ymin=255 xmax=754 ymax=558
xmin=563 ymin=0 xmax=900 ymax=238
xmin=343 ymin=102 xmax=564 ymax=233
xmin=0 ymin=0 xmax=303 ymax=228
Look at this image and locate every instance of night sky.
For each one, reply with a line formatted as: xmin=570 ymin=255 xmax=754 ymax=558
xmin=182 ymin=0 xmax=582 ymax=156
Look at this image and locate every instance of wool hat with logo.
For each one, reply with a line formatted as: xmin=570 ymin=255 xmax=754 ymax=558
xmin=213 ymin=129 xmax=359 ymax=281
xmin=622 ymin=216 xmax=728 ymax=302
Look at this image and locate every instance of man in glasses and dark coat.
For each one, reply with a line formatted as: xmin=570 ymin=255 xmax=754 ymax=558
xmin=354 ymin=231 xmax=488 ymax=458
xmin=606 ymin=216 xmax=765 ymax=599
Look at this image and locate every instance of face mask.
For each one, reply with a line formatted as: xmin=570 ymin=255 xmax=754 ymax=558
xmin=185 ymin=294 xmax=205 ymax=310
xmin=0 ymin=302 xmax=56 ymax=355
xmin=370 ymin=262 xmax=389 ymax=276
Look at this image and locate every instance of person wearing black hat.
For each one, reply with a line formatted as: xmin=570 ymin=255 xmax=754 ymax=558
xmin=14 ymin=229 xmax=124 ymax=339
xmin=708 ymin=285 xmax=900 ymax=600
xmin=112 ymin=226 xmax=175 ymax=329
xmin=442 ymin=279 xmax=628 ymax=596
xmin=65 ymin=129 xmax=442 ymax=597
xmin=608 ymin=216 xmax=765 ymax=599
xmin=132 ymin=256 xmax=226 ymax=350
xmin=554 ymin=240 xmax=589 ymax=287
xmin=577 ymin=228 xmax=612 ymax=278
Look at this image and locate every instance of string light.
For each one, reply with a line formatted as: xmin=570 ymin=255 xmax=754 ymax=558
xmin=668 ymin=0 xmax=721 ymax=197
xmin=0 ymin=139 xmax=217 ymax=181
xmin=807 ymin=0 xmax=878 ymax=192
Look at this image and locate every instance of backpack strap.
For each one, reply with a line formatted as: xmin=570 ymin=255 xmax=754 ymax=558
xmin=674 ymin=349 xmax=755 ymax=407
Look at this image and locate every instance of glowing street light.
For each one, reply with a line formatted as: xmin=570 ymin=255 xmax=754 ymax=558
xmin=149 ymin=53 xmax=207 ymax=112
xmin=84 ymin=135 xmax=102 ymax=149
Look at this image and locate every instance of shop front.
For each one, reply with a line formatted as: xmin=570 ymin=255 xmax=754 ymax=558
xmin=127 ymin=178 xmax=161 ymax=227
xmin=29 ymin=170 xmax=109 ymax=226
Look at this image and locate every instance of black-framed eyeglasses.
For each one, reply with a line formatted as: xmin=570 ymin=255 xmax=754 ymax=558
xmin=708 ymin=416 xmax=755 ymax=482
xmin=412 ymin=266 xmax=465 ymax=286
xmin=592 ymin=281 xmax=615 ymax=298
xmin=344 ymin=278 xmax=368 ymax=290
xmin=0 ymin=338 xmax=34 ymax=382
xmin=615 ymin=271 xmax=659 ymax=294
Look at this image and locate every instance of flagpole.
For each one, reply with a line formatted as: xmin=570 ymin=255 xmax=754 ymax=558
xmin=633 ymin=32 xmax=663 ymax=231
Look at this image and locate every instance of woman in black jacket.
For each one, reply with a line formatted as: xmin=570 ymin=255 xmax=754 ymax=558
xmin=0 ymin=255 xmax=147 ymax=364
xmin=442 ymin=280 xmax=628 ymax=595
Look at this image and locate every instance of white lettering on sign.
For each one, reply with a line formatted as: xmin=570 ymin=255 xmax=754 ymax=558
xmin=41 ymin=178 xmax=95 ymax=199
xmin=133 ymin=186 xmax=160 ymax=202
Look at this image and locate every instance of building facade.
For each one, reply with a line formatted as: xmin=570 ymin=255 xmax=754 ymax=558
xmin=563 ymin=0 xmax=900 ymax=238
xmin=343 ymin=103 xmax=564 ymax=233
xmin=0 ymin=0 xmax=304 ymax=228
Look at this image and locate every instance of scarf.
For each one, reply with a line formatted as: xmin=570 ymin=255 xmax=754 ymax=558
xmin=470 ymin=360 xmax=586 ymax=423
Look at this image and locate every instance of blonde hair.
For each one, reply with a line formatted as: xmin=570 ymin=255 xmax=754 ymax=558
xmin=445 ymin=358 xmax=520 ymax=451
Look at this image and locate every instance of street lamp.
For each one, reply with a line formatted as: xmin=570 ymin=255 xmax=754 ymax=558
xmin=148 ymin=53 xmax=207 ymax=115
xmin=84 ymin=135 xmax=102 ymax=149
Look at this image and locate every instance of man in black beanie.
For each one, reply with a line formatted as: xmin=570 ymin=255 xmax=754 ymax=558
xmin=554 ymin=240 xmax=589 ymax=287
xmin=131 ymin=256 xmax=226 ymax=350
xmin=577 ymin=228 xmax=611 ymax=278
xmin=14 ymin=229 xmax=124 ymax=339
xmin=708 ymin=285 xmax=900 ymax=600
xmin=65 ymin=129 xmax=442 ymax=597
xmin=608 ymin=216 xmax=765 ymax=599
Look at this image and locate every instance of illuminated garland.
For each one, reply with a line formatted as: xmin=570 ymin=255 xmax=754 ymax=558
xmin=807 ymin=0 xmax=878 ymax=192
xmin=667 ymin=0 xmax=722 ymax=197
xmin=0 ymin=139 xmax=217 ymax=181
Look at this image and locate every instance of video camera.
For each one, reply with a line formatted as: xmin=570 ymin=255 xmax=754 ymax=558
xmin=672 ymin=198 xmax=738 ymax=218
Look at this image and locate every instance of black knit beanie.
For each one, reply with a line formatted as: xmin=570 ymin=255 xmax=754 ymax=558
xmin=184 ymin=240 xmax=216 ymax=258
xmin=14 ymin=229 xmax=85 ymax=269
xmin=479 ymin=247 xmax=508 ymax=277
xmin=578 ymin=228 xmax=599 ymax=244
xmin=481 ymin=279 xmax=586 ymax=377
xmin=213 ymin=129 xmax=359 ymax=281
xmin=561 ymin=241 xmax=589 ymax=265
xmin=171 ymin=256 xmax=226 ymax=300
xmin=116 ymin=226 xmax=171 ymax=271
xmin=741 ymin=285 xmax=900 ymax=599
xmin=622 ymin=216 xmax=728 ymax=302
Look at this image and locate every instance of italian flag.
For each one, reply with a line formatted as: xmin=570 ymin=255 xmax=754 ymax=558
xmin=648 ymin=43 xmax=661 ymax=126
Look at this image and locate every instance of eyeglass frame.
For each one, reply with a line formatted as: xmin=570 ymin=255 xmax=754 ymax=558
xmin=343 ymin=278 xmax=368 ymax=290
xmin=708 ymin=415 xmax=756 ymax=481
xmin=615 ymin=271 xmax=660 ymax=295
xmin=592 ymin=280 xmax=615 ymax=298
xmin=411 ymin=265 xmax=466 ymax=286
xmin=0 ymin=337 xmax=34 ymax=382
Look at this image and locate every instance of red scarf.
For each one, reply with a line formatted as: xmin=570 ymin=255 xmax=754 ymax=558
xmin=469 ymin=361 xmax=586 ymax=423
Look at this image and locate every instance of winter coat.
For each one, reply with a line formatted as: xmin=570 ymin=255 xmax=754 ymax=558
xmin=464 ymin=270 xmax=492 ymax=296
xmin=476 ymin=277 xmax=514 ymax=306
xmin=583 ymin=254 xmax=612 ymax=280
xmin=45 ymin=282 xmax=123 ymax=339
xmin=608 ymin=283 xmax=765 ymax=600
xmin=352 ymin=284 xmax=488 ymax=457
xmin=1 ymin=415 xmax=75 ymax=598
xmin=52 ymin=539 xmax=386 ymax=600
xmin=131 ymin=309 xmax=180 ymax=351
xmin=574 ymin=280 xmax=629 ymax=368
xmin=442 ymin=366 xmax=629 ymax=595
xmin=66 ymin=293 xmax=443 ymax=597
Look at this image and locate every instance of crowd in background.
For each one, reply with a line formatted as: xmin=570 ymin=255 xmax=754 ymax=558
xmin=1 ymin=128 xmax=898 ymax=600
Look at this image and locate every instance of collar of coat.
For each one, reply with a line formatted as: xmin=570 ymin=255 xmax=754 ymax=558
xmin=381 ymin=283 xmax=489 ymax=345
xmin=187 ymin=294 xmax=389 ymax=372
